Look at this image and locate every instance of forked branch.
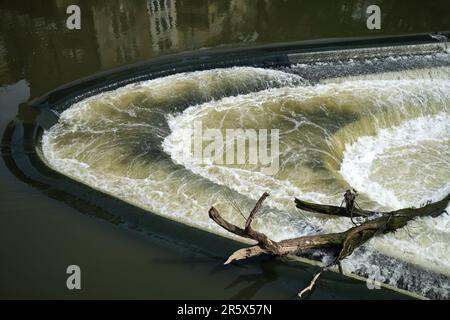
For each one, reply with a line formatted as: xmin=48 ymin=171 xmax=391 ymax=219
xmin=209 ymin=191 xmax=450 ymax=298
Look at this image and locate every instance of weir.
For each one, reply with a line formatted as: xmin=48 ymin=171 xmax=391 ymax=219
xmin=28 ymin=33 xmax=450 ymax=299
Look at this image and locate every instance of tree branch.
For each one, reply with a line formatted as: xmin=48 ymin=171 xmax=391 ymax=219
xmin=245 ymin=192 xmax=269 ymax=230
xmin=209 ymin=192 xmax=450 ymax=298
xmin=298 ymin=269 xmax=325 ymax=298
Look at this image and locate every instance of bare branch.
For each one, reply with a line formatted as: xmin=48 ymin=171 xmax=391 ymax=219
xmin=295 ymin=197 xmax=376 ymax=217
xmin=245 ymin=192 xmax=269 ymax=231
xmin=209 ymin=192 xmax=450 ymax=298
xmin=210 ymin=193 xmax=281 ymax=254
xmin=298 ymin=269 xmax=324 ymax=298
xmin=224 ymin=246 xmax=266 ymax=265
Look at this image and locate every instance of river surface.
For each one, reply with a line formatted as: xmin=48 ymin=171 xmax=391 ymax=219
xmin=1 ymin=0 xmax=450 ymax=299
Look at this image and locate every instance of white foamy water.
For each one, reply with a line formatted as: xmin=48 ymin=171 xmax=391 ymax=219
xmin=341 ymin=113 xmax=450 ymax=209
xmin=42 ymin=57 xmax=450 ymax=298
xmin=340 ymin=113 xmax=450 ymax=281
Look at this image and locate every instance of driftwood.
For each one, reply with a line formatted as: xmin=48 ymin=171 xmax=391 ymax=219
xmin=294 ymin=197 xmax=374 ymax=217
xmin=209 ymin=192 xmax=450 ymax=297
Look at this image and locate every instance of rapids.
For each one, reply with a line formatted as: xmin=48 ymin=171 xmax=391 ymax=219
xmin=41 ymin=49 xmax=450 ymax=298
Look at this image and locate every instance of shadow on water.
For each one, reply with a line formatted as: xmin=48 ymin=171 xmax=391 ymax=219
xmin=0 ymin=98 xmax=414 ymax=299
xmin=2 ymin=0 xmax=449 ymax=299
xmin=1 ymin=0 xmax=450 ymax=95
xmin=225 ymin=258 xmax=279 ymax=300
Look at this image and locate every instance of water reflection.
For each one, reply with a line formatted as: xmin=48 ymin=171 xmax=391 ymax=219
xmin=0 ymin=0 xmax=449 ymax=97
xmin=0 ymin=79 xmax=30 ymax=129
xmin=148 ymin=0 xmax=178 ymax=52
xmin=225 ymin=258 xmax=279 ymax=300
xmin=1 ymin=0 xmax=448 ymax=300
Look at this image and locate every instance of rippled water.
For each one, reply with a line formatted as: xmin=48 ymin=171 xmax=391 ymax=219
xmin=41 ymin=47 xmax=450 ymax=298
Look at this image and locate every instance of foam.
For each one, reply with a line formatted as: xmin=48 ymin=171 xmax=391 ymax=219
xmin=341 ymin=113 xmax=450 ymax=209
xmin=42 ymin=63 xmax=450 ymax=298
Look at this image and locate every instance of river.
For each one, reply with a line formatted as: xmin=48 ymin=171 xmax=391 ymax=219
xmin=1 ymin=0 xmax=449 ymax=299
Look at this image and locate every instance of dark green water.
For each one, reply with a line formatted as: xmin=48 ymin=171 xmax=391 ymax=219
xmin=1 ymin=0 xmax=449 ymax=299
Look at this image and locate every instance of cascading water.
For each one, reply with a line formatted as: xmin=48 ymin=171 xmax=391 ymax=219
xmin=41 ymin=46 xmax=450 ymax=299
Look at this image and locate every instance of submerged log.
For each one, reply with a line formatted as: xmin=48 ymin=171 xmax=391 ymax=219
xmin=209 ymin=192 xmax=450 ymax=297
xmin=294 ymin=197 xmax=376 ymax=217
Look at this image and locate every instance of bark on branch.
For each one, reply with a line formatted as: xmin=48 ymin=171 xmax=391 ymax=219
xmin=209 ymin=191 xmax=450 ymax=296
xmin=294 ymin=197 xmax=375 ymax=217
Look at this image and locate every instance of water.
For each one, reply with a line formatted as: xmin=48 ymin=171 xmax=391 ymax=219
xmin=41 ymin=53 xmax=450 ymax=298
xmin=1 ymin=0 xmax=450 ymax=300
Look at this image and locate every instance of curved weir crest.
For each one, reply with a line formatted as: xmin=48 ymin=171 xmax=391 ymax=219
xmin=40 ymin=43 xmax=450 ymax=299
